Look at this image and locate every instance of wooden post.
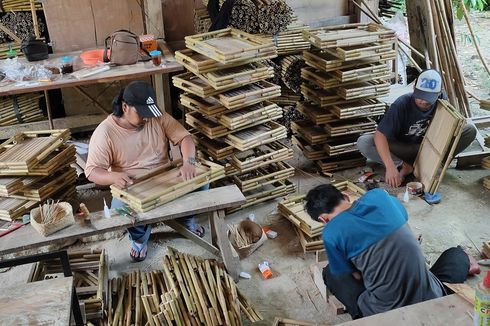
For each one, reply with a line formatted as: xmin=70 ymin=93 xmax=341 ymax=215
xmin=30 ymin=0 xmax=40 ymax=38
xmin=406 ymin=0 xmax=433 ymax=69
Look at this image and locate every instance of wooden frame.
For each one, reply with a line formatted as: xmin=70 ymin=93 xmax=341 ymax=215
xmin=291 ymin=120 xmax=329 ymax=145
xmin=233 ymin=162 xmax=295 ymax=192
xmin=336 ymin=80 xmax=390 ymax=100
xmin=296 ymin=102 xmax=337 ymax=125
xmin=302 ymin=66 xmax=391 ymax=90
xmin=186 ymin=111 xmax=229 ymax=139
xmin=230 ymin=141 xmax=294 ymax=173
xmin=332 ymin=99 xmax=386 ymax=119
xmin=323 ymin=136 xmax=360 ymax=156
xmin=413 ymin=100 xmax=465 ymax=194
xmin=316 ymin=153 xmax=367 ymax=173
xmin=0 ymin=197 xmax=37 ymax=221
xmin=324 ymin=118 xmax=376 ymax=137
xmin=185 ymin=28 xmax=277 ymax=64
xmin=225 ymin=121 xmax=287 ymax=151
xmin=304 ymin=49 xmax=396 ymax=73
xmin=111 ymin=159 xmax=226 ymax=212
xmin=216 ymin=81 xmax=281 ymax=110
xmin=295 ymin=228 xmax=323 ymax=253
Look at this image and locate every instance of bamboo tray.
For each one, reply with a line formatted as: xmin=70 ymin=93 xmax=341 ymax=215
xmin=301 ymin=83 xmax=345 ymax=107
xmin=28 ymin=249 xmax=108 ymax=322
xmin=0 ymin=197 xmax=37 ymax=221
xmin=0 ymin=177 xmax=25 ymax=197
xmin=225 ymin=121 xmax=287 ymax=151
xmin=270 ymin=88 xmax=302 ymax=106
xmin=10 ymin=168 xmax=77 ymax=201
xmin=180 ymin=93 xmax=229 ymax=117
xmin=292 ymin=136 xmax=330 ymax=161
xmin=278 ymin=180 xmax=365 ymax=237
xmin=296 ymin=102 xmax=337 ymax=125
xmin=316 ymin=153 xmax=367 ymax=173
xmin=336 ymin=80 xmax=390 ymax=100
xmin=323 ymin=136 xmax=359 ymax=156
xmin=295 ymin=228 xmax=323 ymax=253
xmin=186 ymin=111 xmax=229 ymax=139
xmin=0 ymin=129 xmax=70 ymax=172
xmin=185 ymin=28 xmax=277 ymax=64
xmin=173 ymin=72 xmax=235 ymax=98
xmin=111 ymin=159 xmax=226 ymax=212
xmin=216 ymin=81 xmax=281 ymax=110
xmin=304 ymin=49 xmax=396 ymax=73
xmin=231 ymin=141 xmax=294 ymax=173
xmin=303 ymin=23 xmax=395 ymax=50
xmin=323 ymin=41 xmax=396 ymax=61
xmin=192 ymin=133 xmax=235 ymax=161
xmin=324 ymin=118 xmax=376 ymax=137
xmin=291 ymin=120 xmax=329 ymax=145
xmin=260 ymin=20 xmax=311 ymax=55
xmin=233 ymin=161 xmax=295 ymax=192
xmin=227 ymin=179 xmax=296 ymax=214
xmin=176 ymin=48 xmax=276 ymax=74
xmin=0 ymin=93 xmax=45 ymax=127
xmin=332 ymin=99 xmax=386 ymax=119
xmin=301 ymin=66 xmax=390 ymax=89
xmin=331 ymin=62 xmax=392 ymax=82
xmin=218 ymin=102 xmax=283 ymax=130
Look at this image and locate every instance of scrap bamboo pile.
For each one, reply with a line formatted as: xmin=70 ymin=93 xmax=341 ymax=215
xmin=28 ymin=249 xmax=107 ymax=322
xmin=0 ymin=93 xmax=46 ymax=126
xmin=106 ymin=248 xmax=262 ymax=325
xmin=0 ymin=129 xmax=76 ymax=221
xmin=293 ymin=23 xmax=396 ymax=174
xmin=278 ymin=181 xmax=365 ymax=253
xmin=174 ymin=28 xmax=295 ymax=213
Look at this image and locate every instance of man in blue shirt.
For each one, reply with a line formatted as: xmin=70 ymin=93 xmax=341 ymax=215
xmin=357 ymin=69 xmax=477 ymax=187
xmin=305 ymin=185 xmax=477 ymax=319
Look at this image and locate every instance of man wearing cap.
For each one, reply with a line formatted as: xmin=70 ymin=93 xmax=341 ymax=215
xmin=357 ymin=69 xmax=477 ymax=187
xmin=85 ymin=81 xmax=205 ymax=262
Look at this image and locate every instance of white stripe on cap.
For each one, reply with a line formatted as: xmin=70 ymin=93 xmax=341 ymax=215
xmin=147 ymin=104 xmax=158 ymax=117
xmin=149 ymin=104 xmax=162 ymax=117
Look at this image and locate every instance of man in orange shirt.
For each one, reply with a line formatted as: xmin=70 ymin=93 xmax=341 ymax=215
xmin=85 ymin=81 xmax=204 ymax=261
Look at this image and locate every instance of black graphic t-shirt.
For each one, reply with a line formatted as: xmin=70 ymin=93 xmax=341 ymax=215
xmin=377 ymin=92 xmax=444 ymax=144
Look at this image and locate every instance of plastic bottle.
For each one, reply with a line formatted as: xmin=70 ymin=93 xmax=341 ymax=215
xmin=258 ymin=261 xmax=272 ymax=279
xmin=474 ymin=270 xmax=490 ymax=325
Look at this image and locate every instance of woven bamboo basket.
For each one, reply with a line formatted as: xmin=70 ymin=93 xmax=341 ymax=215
xmin=30 ymin=202 xmax=74 ymax=236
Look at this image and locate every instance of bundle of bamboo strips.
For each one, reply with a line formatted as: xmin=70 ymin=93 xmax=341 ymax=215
xmin=256 ymin=0 xmax=293 ymax=35
xmin=107 ymin=248 xmax=262 ymax=325
xmin=280 ymin=54 xmax=305 ymax=93
xmin=230 ymin=0 xmax=259 ymax=34
xmin=0 ymin=93 xmax=45 ymax=126
xmin=0 ymin=11 xmax=46 ymax=42
xmin=0 ymin=0 xmax=42 ymax=12
xmin=194 ymin=8 xmax=212 ymax=34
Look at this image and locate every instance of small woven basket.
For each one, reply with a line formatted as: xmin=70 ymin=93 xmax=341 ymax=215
xmin=30 ymin=202 xmax=74 ymax=237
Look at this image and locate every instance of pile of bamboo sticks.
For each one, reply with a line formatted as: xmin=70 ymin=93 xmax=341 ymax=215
xmin=230 ymin=0 xmax=259 ymax=34
xmin=175 ymin=28 xmax=295 ymax=212
xmin=0 ymin=0 xmax=42 ymax=12
xmin=280 ymin=55 xmax=305 ymax=93
xmin=0 ymin=93 xmax=45 ymax=126
xmin=295 ymin=23 xmax=396 ymax=173
xmin=256 ymin=0 xmax=293 ymax=35
xmin=107 ymin=248 xmax=262 ymax=325
xmin=28 ymin=249 xmax=107 ymax=322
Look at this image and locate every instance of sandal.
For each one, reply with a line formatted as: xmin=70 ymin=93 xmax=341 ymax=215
xmin=191 ymin=225 xmax=205 ymax=238
xmin=129 ymin=226 xmax=151 ymax=262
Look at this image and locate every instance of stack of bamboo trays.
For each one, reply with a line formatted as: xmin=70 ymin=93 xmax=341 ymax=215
xmin=278 ymin=181 xmax=365 ymax=253
xmin=0 ymin=93 xmax=46 ymax=126
xmin=174 ymin=28 xmax=295 ymax=213
xmin=293 ymin=23 xmax=396 ymax=174
xmin=0 ymin=130 xmax=76 ymax=221
xmin=0 ymin=0 xmax=42 ymax=12
xmin=28 ymin=249 xmax=107 ymax=322
xmin=106 ymin=247 xmax=262 ymax=325
xmin=259 ymin=16 xmax=311 ymax=56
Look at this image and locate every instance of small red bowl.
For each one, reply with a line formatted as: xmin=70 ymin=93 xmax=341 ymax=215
xmin=80 ymin=49 xmax=109 ymax=65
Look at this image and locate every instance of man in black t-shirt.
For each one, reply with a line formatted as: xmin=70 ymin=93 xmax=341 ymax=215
xmin=357 ymin=69 xmax=476 ymax=187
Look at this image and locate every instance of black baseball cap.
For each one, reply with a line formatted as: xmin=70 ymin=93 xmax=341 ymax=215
xmin=122 ymin=81 xmax=163 ymax=118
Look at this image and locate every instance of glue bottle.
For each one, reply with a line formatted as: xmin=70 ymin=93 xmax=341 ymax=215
xmin=474 ymin=270 xmax=490 ymax=325
xmin=258 ymin=261 xmax=272 ymax=279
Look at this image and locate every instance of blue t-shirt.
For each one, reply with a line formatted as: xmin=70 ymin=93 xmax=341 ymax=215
xmin=377 ymin=92 xmax=444 ymax=144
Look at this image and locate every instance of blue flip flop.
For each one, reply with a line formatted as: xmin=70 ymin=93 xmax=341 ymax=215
xmin=130 ymin=226 xmax=151 ymax=262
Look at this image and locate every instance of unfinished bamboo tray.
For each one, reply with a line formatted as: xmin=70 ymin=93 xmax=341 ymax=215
xmin=0 ymin=177 xmax=25 ymax=196
xmin=216 ymin=81 xmax=281 ymax=110
xmin=231 ymin=140 xmax=294 ymax=173
xmin=28 ymin=249 xmax=107 ymax=322
xmin=111 ymin=159 xmax=225 ymax=212
xmin=323 ymin=41 xmax=396 ymax=61
xmin=413 ymin=100 xmax=465 ymax=194
xmin=336 ymin=80 xmax=390 ymax=100
xmin=173 ymin=72 xmax=235 ymax=98
xmin=10 ymin=168 xmax=77 ymax=201
xmin=278 ymin=180 xmax=365 ymax=237
xmin=332 ymin=62 xmax=392 ymax=82
xmin=316 ymin=153 xmax=367 ymax=173
xmin=296 ymin=102 xmax=337 ymax=125
xmin=271 ymin=88 xmax=302 ymax=106
xmin=301 ymin=83 xmax=346 ymax=107
xmin=186 ymin=112 xmax=229 ymax=139
xmin=291 ymin=120 xmax=329 ymax=145
xmin=192 ymin=133 xmax=235 ymax=161
xmin=261 ymin=22 xmax=311 ymax=55
xmin=0 ymin=93 xmax=45 ymax=127
xmin=227 ymin=179 xmax=296 ymax=214
xmin=185 ymin=28 xmax=277 ymax=64
xmin=180 ymin=93 xmax=229 ymax=117
xmin=0 ymin=129 xmax=70 ymax=173
xmin=324 ymin=118 xmax=376 ymax=137
xmin=233 ymin=162 xmax=295 ymax=192
xmin=303 ymin=49 xmax=396 ymax=72
xmin=332 ymin=99 xmax=386 ymax=119
xmin=0 ymin=196 xmax=37 ymax=221
xmin=302 ymin=66 xmax=391 ymax=90
xmin=218 ymin=102 xmax=282 ymax=130
xmin=292 ymin=136 xmax=330 ymax=161
xmin=323 ymin=136 xmax=360 ymax=156
xmin=225 ymin=121 xmax=287 ymax=151
xmin=303 ymin=23 xmax=395 ymax=50
xmin=295 ymin=228 xmax=323 ymax=253
xmin=176 ymin=48 xmax=276 ymax=74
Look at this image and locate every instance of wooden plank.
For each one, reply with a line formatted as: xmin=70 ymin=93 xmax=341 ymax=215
xmin=211 ymin=209 xmax=240 ymax=281
xmin=164 ymin=220 xmax=220 ymax=256
xmin=0 ymin=277 xmax=73 ymax=325
xmin=0 ymin=185 xmax=246 ymax=255
xmin=337 ymin=295 xmax=472 ymax=325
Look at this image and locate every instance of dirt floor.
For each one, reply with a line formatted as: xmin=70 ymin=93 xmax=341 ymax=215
xmin=1 ymin=10 xmax=489 ymax=326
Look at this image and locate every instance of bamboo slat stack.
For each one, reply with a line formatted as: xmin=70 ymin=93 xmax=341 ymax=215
xmin=0 ymin=130 xmax=77 ymax=221
xmin=0 ymin=0 xmax=42 ymax=12
xmin=175 ymin=28 xmax=295 ymax=213
xmin=194 ymin=8 xmax=212 ymax=34
xmin=28 ymin=249 xmax=107 ymax=322
xmin=0 ymin=93 xmax=45 ymax=126
xmin=278 ymin=181 xmax=365 ymax=253
xmin=106 ymin=248 xmax=262 ymax=325
xmin=295 ymin=23 xmax=396 ymax=174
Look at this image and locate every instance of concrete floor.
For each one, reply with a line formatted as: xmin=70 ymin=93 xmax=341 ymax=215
xmin=1 ymin=144 xmax=489 ymax=325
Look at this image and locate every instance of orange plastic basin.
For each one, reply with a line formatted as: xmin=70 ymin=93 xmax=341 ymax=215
xmin=80 ymin=49 xmax=109 ymax=65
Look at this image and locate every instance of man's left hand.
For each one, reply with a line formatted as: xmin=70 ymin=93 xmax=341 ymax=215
xmin=179 ymin=162 xmax=196 ymax=181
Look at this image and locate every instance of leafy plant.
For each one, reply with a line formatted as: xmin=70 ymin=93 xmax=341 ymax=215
xmin=454 ymin=0 xmax=488 ymax=20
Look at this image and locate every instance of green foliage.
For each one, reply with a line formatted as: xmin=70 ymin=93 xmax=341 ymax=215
xmin=454 ymin=0 xmax=487 ymax=20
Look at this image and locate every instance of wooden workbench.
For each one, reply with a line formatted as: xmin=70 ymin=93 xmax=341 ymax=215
xmin=0 ymin=276 xmax=74 ymax=325
xmin=0 ymin=185 xmax=246 ymax=280
xmin=338 ymin=294 xmax=473 ymax=325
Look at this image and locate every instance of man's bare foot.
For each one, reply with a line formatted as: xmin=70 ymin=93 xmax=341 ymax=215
xmin=399 ymin=162 xmax=414 ymax=180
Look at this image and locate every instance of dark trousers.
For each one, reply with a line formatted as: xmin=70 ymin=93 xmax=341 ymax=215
xmin=322 ymin=246 xmax=470 ymax=319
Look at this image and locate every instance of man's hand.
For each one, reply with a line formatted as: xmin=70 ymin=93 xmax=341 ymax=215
xmin=179 ymin=162 xmax=196 ymax=181
xmin=385 ymin=165 xmax=401 ymax=188
xmin=110 ymin=171 xmax=133 ymax=188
